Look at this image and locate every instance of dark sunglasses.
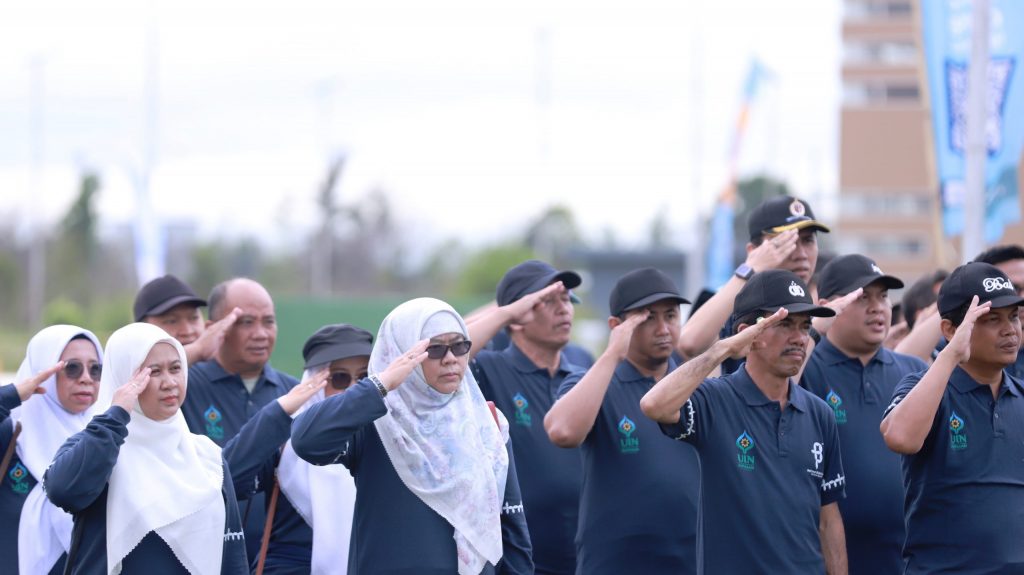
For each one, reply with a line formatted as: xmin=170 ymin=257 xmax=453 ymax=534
xmin=329 ymin=371 xmax=367 ymax=390
xmin=64 ymin=360 xmax=102 ymax=380
xmin=425 ymin=340 xmax=472 ymax=360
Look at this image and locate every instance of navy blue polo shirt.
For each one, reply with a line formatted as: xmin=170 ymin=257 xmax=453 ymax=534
xmin=886 ymin=367 xmax=1024 ymax=573
xmin=472 ymin=344 xmax=585 ymax=575
xmin=660 ymin=364 xmax=845 ymax=574
xmin=291 ymin=377 xmax=534 ymax=575
xmin=183 ymin=359 xmax=298 ymax=560
xmin=557 ymin=358 xmax=699 ymax=575
xmin=1007 ymin=346 xmax=1024 ymax=380
xmin=488 ymin=329 xmax=595 ymax=369
xmin=801 ymin=338 xmax=927 ymax=575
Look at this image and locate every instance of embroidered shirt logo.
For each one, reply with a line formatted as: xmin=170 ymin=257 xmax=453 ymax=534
xmin=8 ymin=462 xmax=30 ymax=494
xmin=618 ymin=415 xmax=640 ymax=454
xmin=736 ymin=431 xmax=756 ymax=471
xmin=949 ymin=412 xmax=968 ymax=451
xmin=983 ymin=277 xmax=1014 ymax=293
xmin=204 ymin=405 xmax=225 ymax=440
xmin=826 ymin=390 xmax=847 ymax=424
xmin=512 ymin=393 xmax=532 ymax=427
xmin=788 ymin=282 xmax=805 ymax=297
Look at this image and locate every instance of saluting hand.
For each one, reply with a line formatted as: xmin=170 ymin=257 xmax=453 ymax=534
xmin=606 ymin=310 xmax=650 ymax=361
xmin=278 ymin=367 xmax=329 ymax=415
xmin=186 ymin=306 xmax=242 ymax=363
xmin=377 ymin=339 xmax=430 ymax=391
xmin=112 ymin=367 xmax=151 ymax=414
xmin=812 ymin=287 xmax=864 ymax=334
xmin=505 ymin=281 xmax=566 ymax=326
xmin=944 ymin=296 xmax=990 ymax=365
xmin=14 ymin=361 xmax=64 ymax=402
xmin=746 ymin=229 xmax=799 ymax=273
xmin=724 ymin=307 xmax=789 ymax=359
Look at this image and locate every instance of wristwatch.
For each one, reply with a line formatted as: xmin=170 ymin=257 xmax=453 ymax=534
xmin=734 ymin=263 xmax=755 ymax=281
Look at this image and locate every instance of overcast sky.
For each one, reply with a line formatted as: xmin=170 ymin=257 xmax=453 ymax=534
xmin=0 ymin=0 xmax=841 ymax=259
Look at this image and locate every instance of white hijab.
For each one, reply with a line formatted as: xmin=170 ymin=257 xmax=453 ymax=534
xmin=95 ymin=323 xmax=225 ymax=575
xmin=369 ymin=298 xmax=509 ymax=575
xmin=278 ymin=369 xmax=356 ymax=575
xmin=9 ymin=325 xmax=103 ymax=575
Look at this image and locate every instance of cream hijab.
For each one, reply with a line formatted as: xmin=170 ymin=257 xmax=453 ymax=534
xmin=95 ymin=323 xmax=225 ymax=575
xmin=10 ymin=325 xmax=103 ymax=575
xmin=369 ymin=298 xmax=509 ymax=575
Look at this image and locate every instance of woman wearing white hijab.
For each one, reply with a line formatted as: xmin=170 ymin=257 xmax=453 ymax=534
xmin=44 ymin=322 xmax=249 ymax=574
xmin=0 ymin=325 xmax=103 ymax=575
xmin=292 ymin=298 xmax=533 ymax=575
xmin=224 ymin=323 xmax=369 ymax=574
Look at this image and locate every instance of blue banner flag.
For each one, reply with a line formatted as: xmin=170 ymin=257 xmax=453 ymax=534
xmin=921 ymin=0 xmax=1024 ymax=242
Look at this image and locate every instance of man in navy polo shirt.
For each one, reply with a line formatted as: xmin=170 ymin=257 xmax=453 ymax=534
xmin=545 ymin=268 xmax=698 ymax=574
xmin=802 ymin=254 xmax=927 ymax=575
xmin=468 ymin=259 xmax=588 ymax=575
xmin=975 ymin=244 xmax=1024 ymax=379
xmin=881 ymin=262 xmax=1024 ymax=573
xmin=642 ymin=269 xmax=848 ymax=574
xmin=182 ymin=277 xmax=299 ymax=559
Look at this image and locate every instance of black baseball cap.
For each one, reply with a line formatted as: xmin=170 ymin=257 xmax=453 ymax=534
xmin=302 ymin=324 xmax=374 ymax=369
xmin=133 ymin=274 xmax=207 ymax=322
xmin=496 ymin=260 xmax=582 ymax=306
xmin=609 ymin=268 xmax=690 ymax=316
xmin=817 ymin=254 xmax=904 ymax=299
xmin=733 ymin=269 xmax=835 ymax=322
xmin=747 ymin=195 xmax=831 ymax=241
xmin=937 ymin=262 xmax=1024 ymax=316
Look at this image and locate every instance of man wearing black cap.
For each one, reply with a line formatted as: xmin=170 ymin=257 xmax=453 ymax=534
xmin=134 ymin=274 xmax=241 ymax=365
xmin=678 ymin=195 xmax=830 ymax=362
xmin=801 ymin=254 xmax=927 ymax=575
xmin=642 ymin=269 xmax=847 ymax=574
xmin=881 ymin=262 xmax=1024 ymax=573
xmin=544 ymin=268 xmax=699 ymax=574
xmin=467 ymin=259 xmax=588 ymax=575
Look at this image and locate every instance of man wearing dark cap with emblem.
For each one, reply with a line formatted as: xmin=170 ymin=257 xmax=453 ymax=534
xmin=801 ymin=254 xmax=927 ymax=575
xmin=544 ymin=268 xmax=699 ymax=574
xmin=642 ymin=269 xmax=848 ymax=574
xmin=134 ymin=274 xmax=241 ymax=365
xmin=467 ymin=260 xmax=588 ymax=575
xmin=881 ymin=262 xmax=1024 ymax=573
xmin=677 ymin=195 xmax=830 ymax=362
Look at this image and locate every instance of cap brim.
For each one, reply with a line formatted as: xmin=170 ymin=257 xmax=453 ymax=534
xmin=304 ymin=342 xmax=374 ymax=369
xmin=770 ymin=302 xmax=836 ymax=318
xmin=549 ymin=270 xmax=582 ymax=291
xmin=986 ymin=294 xmax=1024 ymax=310
xmin=142 ymin=295 xmax=208 ymax=320
xmin=768 ymin=219 xmax=831 ymax=234
xmin=620 ymin=293 xmax=691 ymax=314
xmin=826 ymin=275 xmax=904 ymax=298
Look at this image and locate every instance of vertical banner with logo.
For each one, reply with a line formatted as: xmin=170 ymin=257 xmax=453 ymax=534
xmin=921 ymin=0 xmax=1024 ymax=242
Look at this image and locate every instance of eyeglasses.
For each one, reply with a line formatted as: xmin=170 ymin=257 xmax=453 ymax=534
xmin=329 ymin=371 xmax=366 ymax=390
xmin=64 ymin=360 xmax=102 ymax=380
xmin=425 ymin=340 xmax=472 ymax=360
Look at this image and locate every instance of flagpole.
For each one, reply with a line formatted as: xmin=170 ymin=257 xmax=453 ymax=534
xmin=962 ymin=0 xmax=989 ymax=262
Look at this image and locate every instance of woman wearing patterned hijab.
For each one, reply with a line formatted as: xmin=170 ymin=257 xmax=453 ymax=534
xmin=44 ymin=322 xmax=248 ymax=574
xmin=292 ymin=298 xmax=533 ymax=575
xmin=1 ymin=325 xmax=103 ymax=575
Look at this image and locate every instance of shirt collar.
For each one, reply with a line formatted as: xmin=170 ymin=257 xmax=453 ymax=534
xmin=733 ymin=363 xmax=808 ymax=412
xmin=818 ymin=336 xmax=893 ymax=366
xmin=948 ymin=366 xmax=1023 ymax=397
xmin=192 ymin=358 xmax=287 ymax=388
xmin=506 ymin=343 xmax=574 ymax=376
xmin=614 ymin=356 xmax=679 ymax=384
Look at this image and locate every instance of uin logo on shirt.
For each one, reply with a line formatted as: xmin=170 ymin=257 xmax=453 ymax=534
xmin=949 ymin=412 xmax=968 ymax=451
xmin=735 ymin=431 xmax=756 ymax=471
xmin=618 ymin=415 xmax=640 ymax=454
xmin=512 ymin=393 xmax=531 ymax=427
xmin=204 ymin=405 xmax=225 ymax=440
xmin=8 ymin=461 xmax=30 ymax=494
xmin=825 ymin=390 xmax=847 ymax=424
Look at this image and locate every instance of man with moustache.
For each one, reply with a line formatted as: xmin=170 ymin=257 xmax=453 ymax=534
xmin=544 ymin=268 xmax=699 ymax=574
xmin=881 ymin=262 xmax=1024 ymax=573
xmin=801 ymin=254 xmax=927 ymax=575
xmin=642 ymin=269 xmax=848 ymax=574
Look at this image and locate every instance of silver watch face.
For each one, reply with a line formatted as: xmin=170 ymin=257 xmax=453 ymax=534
xmin=735 ymin=264 xmax=753 ymax=279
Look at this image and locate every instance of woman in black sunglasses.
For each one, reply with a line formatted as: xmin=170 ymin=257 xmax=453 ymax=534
xmin=290 ymin=298 xmax=533 ymax=575
xmin=222 ymin=323 xmax=373 ymax=574
xmin=1 ymin=325 xmax=103 ymax=575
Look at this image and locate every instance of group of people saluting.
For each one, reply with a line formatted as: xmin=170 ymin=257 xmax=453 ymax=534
xmin=4 ymin=194 xmax=1024 ymax=575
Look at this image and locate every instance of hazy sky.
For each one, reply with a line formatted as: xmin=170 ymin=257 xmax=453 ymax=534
xmin=0 ymin=0 xmax=840 ymax=259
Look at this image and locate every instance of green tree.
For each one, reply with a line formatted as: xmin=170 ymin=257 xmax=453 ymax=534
xmin=455 ymin=243 xmax=538 ymax=297
xmin=48 ymin=172 xmax=101 ymax=306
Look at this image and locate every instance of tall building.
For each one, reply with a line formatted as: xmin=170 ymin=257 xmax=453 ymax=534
xmin=839 ymin=0 xmax=1024 ymax=283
